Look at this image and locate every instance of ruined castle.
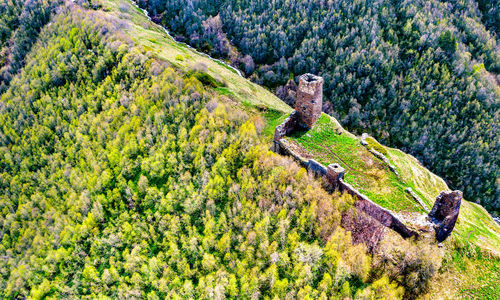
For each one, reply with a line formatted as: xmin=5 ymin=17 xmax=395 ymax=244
xmin=273 ymin=73 xmax=462 ymax=248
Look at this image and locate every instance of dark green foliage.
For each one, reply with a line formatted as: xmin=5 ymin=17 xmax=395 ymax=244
xmin=187 ymin=70 xmax=225 ymax=88
xmin=0 ymin=0 xmax=61 ymax=92
xmin=137 ymin=0 xmax=500 ymax=214
xmin=438 ymin=30 xmax=458 ymax=54
xmin=476 ymin=0 xmax=499 ymax=35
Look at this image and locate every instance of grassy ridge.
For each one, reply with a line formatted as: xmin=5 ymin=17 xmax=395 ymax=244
xmin=287 ymin=114 xmax=422 ymax=213
xmin=285 ymin=113 xmax=500 ymax=253
xmin=100 ymin=0 xmax=292 ymax=113
xmin=0 ymin=0 xmax=497 ymax=298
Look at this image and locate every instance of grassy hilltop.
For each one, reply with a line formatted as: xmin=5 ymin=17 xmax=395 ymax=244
xmin=101 ymin=0 xmax=291 ymax=114
xmin=280 ymin=113 xmax=500 ymax=253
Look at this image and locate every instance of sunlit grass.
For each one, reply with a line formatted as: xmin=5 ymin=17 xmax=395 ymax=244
xmin=99 ymin=0 xmax=292 ymax=113
xmin=286 ymin=113 xmax=500 ymax=252
xmin=287 ymin=114 xmax=421 ymax=212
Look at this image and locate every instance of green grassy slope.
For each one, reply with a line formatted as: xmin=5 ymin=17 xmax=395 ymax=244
xmin=0 ymin=2 xmax=372 ymax=297
xmin=101 ymin=0 xmax=292 ymax=114
xmin=388 ymin=148 xmax=500 ymax=254
xmin=0 ymin=1 xmax=497 ymax=298
xmin=108 ymin=0 xmax=499 ymax=258
xmin=279 ymin=113 xmax=500 ymax=254
xmin=287 ymin=114 xmax=423 ymax=213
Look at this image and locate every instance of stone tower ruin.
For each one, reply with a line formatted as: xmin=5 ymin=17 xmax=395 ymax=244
xmin=295 ymin=73 xmax=324 ymax=128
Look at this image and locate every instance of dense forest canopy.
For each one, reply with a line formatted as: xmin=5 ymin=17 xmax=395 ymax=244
xmin=136 ymin=0 xmax=500 ymax=214
xmin=0 ymin=1 xmax=451 ymax=298
xmin=0 ymin=0 xmax=61 ymax=92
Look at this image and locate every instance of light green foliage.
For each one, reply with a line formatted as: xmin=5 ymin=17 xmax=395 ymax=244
xmin=0 ymin=1 xmax=498 ymax=299
xmin=355 ymin=275 xmax=404 ymax=300
xmin=100 ymin=0 xmax=292 ymax=113
xmin=439 ymin=242 xmax=500 ymax=299
xmin=365 ymin=136 xmax=388 ymax=156
xmin=287 ymin=113 xmax=500 ymax=254
xmin=374 ymin=234 xmax=443 ymax=298
xmin=135 ymin=0 xmax=500 ymax=214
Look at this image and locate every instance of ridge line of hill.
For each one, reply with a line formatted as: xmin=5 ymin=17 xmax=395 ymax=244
xmin=129 ymin=0 xmax=243 ymax=78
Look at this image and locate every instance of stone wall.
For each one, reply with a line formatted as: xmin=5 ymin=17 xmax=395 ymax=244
xmin=273 ymin=111 xmax=299 ymax=142
xmin=273 ymin=137 xmax=419 ymax=242
xmin=341 ymin=207 xmax=387 ymax=252
xmin=405 ymin=187 xmax=429 ymax=211
xmin=429 ymin=190 xmax=462 ymax=242
xmin=295 ymin=74 xmax=323 ymax=129
xmin=328 ymin=163 xmax=417 ymax=239
xmin=270 ymin=73 xmax=466 ymax=247
xmin=342 ymin=180 xmax=417 ymax=238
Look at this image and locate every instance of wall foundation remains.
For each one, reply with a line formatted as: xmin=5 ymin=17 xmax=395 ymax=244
xmin=271 ymin=73 xmax=461 ymax=246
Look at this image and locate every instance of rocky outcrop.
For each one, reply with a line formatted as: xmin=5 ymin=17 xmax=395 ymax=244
xmin=295 ymin=74 xmax=323 ymax=129
xmin=429 ymin=190 xmax=462 ymax=242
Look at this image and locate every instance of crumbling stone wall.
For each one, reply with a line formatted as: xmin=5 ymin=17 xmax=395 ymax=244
xmin=273 ymin=138 xmax=419 ymax=243
xmin=295 ymin=73 xmax=323 ymax=129
xmin=406 ymin=187 xmax=429 ymax=211
xmin=273 ymin=111 xmax=299 ymax=142
xmin=271 ymin=73 xmax=466 ymax=247
xmin=429 ymin=190 xmax=462 ymax=242
xmin=326 ymin=163 xmax=345 ymax=191
xmin=341 ymin=207 xmax=387 ymax=253
xmin=327 ymin=164 xmax=418 ymax=239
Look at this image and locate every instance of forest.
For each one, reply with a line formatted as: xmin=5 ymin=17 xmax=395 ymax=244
xmin=0 ymin=0 xmax=60 ymax=93
xmin=136 ymin=0 xmax=500 ymax=214
xmin=0 ymin=1 xmax=449 ymax=298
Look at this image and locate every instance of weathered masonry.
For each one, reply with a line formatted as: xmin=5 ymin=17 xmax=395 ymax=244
xmin=295 ymin=73 xmax=323 ymax=129
xmin=272 ymin=73 xmax=461 ymax=247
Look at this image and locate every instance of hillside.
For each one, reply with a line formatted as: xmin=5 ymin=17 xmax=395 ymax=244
xmin=0 ymin=1 xmax=381 ymax=298
xmin=0 ymin=0 xmax=498 ymax=299
xmin=107 ymin=0 xmax=500 ymax=253
xmin=268 ymin=111 xmax=500 ymax=254
xmin=135 ymin=0 xmax=500 ymax=215
xmin=102 ymin=0 xmax=291 ymax=114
